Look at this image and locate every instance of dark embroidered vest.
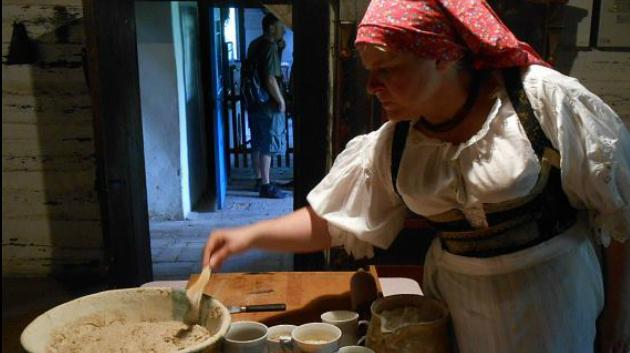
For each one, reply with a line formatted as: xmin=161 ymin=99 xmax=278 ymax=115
xmin=391 ymin=68 xmax=577 ymax=257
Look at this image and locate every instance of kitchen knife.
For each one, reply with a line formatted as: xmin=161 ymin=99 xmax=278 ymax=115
xmin=228 ymin=303 xmax=286 ymax=314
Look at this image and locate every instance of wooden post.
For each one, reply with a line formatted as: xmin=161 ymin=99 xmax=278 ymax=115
xmin=83 ymin=0 xmax=153 ymax=287
xmin=292 ymin=0 xmax=330 ymax=270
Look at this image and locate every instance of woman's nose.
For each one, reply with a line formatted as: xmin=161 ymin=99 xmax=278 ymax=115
xmin=367 ymin=72 xmax=383 ymax=95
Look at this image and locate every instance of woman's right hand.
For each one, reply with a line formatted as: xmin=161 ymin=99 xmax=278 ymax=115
xmin=203 ymin=226 xmax=257 ymax=270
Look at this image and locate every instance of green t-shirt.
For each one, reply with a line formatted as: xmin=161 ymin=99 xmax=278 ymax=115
xmin=247 ymin=36 xmax=281 ymax=83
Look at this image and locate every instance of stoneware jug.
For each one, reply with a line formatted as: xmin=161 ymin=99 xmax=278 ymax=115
xmin=365 ymin=294 xmax=450 ymax=353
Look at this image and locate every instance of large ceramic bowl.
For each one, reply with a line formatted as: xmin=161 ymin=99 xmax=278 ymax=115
xmin=20 ymin=287 xmax=231 ymax=353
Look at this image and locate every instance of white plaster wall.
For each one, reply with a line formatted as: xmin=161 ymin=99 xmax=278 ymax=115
xmin=176 ymin=3 xmax=209 ymax=211
xmin=2 ymin=0 xmax=103 ymax=276
xmin=136 ymin=2 xmax=184 ymax=220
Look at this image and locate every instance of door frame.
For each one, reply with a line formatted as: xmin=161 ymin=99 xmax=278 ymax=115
xmin=83 ymin=0 xmax=330 ymax=286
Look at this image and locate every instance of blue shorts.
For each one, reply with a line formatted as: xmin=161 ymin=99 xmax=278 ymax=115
xmin=248 ymin=102 xmax=286 ymax=155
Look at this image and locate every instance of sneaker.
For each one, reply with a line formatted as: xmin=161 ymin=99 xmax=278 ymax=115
xmin=259 ymin=183 xmax=287 ymax=199
xmin=253 ymin=178 xmax=262 ymax=192
xmin=278 ymin=180 xmax=294 ymax=188
xmin=255 ymin=179 xmax=285 ymax=191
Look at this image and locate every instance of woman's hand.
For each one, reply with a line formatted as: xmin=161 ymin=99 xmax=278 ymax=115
xmin=599 ymin=240 xmax=630 ymax=353
xmin=598 ymin=309 xmax=629 ymax=353
xmin=203 ymin=226 xmax=258 ymax=270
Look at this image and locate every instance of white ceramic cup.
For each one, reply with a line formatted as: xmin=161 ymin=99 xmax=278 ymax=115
xmin=267 ymin=324 xmax=297 ymax=353
xmin=288 ymin=322 xmax=342 ymax=353
xmin=320 ymin=310 xmax=368 ymax=347
xmin=336 ymin=346 xmax=376 ymax=353
xmin=222 ymin=321 xmax=268 ymax=353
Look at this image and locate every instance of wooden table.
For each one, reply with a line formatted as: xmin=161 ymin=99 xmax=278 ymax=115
xmin=189 ymin=272 xmax=357 ymax=325
xmin=186 ymin=266 xmax=424 ymax=326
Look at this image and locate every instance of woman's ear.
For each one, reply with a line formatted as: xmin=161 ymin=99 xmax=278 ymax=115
xmin=435 ymin=58 xmax=456 ymax=73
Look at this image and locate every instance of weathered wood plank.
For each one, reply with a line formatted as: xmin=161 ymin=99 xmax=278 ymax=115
xmin=2 ymin=109 xmax=92 ymax=125
xmin=2 ymin=136 xmax=94 ymax=156
xmin=3 ymin=189 xmax=100 ymax=220
xmin=3 ymin=192 xmax=101 ymax=220
xmin=2 ymin=77 xmax=92 ymax=124
xmin=2 ymin=65 xmax=85 ymax=87
xmin=1 ymin=0 xmax=81 ymax=6
xmin=3 ymin=244 xmax=103 ymax=261
xmin=2 ymin=122 xmax=94 ymax=141
xmin=2 ymin=81 xmax=88 ymax=98
xmin=3 ymin=154 xmax=95 ymax=172
xmin=2 ymin=4 xmax=83 ymax=44
xmin=2 ymin=219 xmax=102 ymax=248
xmin=3 ymin=185 xmax=98 ymax=201
xmin=2 ymin=0 xmax=103 ymax=277
xmin=2 ymin=42 xmax=84 ymax=66
xmin=2 ymin=255 xmax=104 ymax=277
xmin=2 ymin=107 xmax=92 ymax=125
xmin=2 ymin=170 xmax=96 ymax=192
xmin=2 ymin=85 xmax=90 ymax=108
xmin=1 ymin=259 xmax=54 ymax=277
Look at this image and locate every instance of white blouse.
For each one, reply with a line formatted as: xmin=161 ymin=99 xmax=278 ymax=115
xmin=307 ymin=65 xmax=630 ymax=259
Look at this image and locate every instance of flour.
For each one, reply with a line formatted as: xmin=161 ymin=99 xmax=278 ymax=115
xmin=46 ymin=314 xmax=211 ymax=353
xmin=381 ymin=307 xmax=428 ymax=331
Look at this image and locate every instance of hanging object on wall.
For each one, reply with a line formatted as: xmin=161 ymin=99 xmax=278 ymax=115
xmin=4 ymin=22 xmax=39 ymax=65
xmin=488 ymin=0 xmax=569 ymax=63
xmin=597 ymin=0 xmax=630 ymax=47
xmin=338 ymin=21 xmax=356 ymax=59
xmin=264 ymin=5 xmax=292 ymax=29
xmin=564 ymin=0 xmax=593 ymax=47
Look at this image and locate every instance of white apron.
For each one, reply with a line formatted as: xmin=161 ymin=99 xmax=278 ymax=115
xmin=423 ymin=216 xmax=604 ymax=353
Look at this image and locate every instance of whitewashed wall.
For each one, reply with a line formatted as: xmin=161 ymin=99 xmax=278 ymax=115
xmin=566 ymin=50 xmax=630 ymax=127
xmin=136 ymin=2 xmax=185 ymax=221
xmin=2 ymin=0 xmax=103 ymax=276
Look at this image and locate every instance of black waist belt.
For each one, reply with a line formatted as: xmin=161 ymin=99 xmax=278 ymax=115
xmin=436 ymin=213 xmax=576 ymax=257
xmin=430 ymin=168 xmax=577 ymax=257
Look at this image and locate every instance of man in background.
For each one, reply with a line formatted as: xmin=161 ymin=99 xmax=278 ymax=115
xmin=244 ymin=13 xmax=287 ymax=199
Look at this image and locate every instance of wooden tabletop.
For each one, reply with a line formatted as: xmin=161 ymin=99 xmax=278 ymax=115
xmin=187 ymin=267 xmax=424 ymax=326
xmin=188 ymin=271 xmax=357 ymax=325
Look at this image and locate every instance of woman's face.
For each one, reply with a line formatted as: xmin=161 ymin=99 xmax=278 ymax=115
xmin=359 ymin=45 xmax=444 ymax=121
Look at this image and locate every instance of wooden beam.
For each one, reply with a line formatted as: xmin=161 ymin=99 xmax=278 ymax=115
xmin=82 ymin=0 xmax=153 ymax=287
xmin=292 ymin=0 xmax=330 ymax=270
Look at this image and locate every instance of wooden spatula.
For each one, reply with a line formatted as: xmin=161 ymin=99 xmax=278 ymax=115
xmin=183 ymin=265 xmax=212 ymax=325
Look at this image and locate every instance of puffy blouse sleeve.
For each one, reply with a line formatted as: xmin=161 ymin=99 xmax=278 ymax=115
xmin=525 ymin=66 xmax=630 ymax=246
xmin=307 ymin=122 xmax=408 ymax=258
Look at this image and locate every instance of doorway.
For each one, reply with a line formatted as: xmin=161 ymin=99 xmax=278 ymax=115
xmin=84 ymin=0 xmax=330 ymax=286
xmin=134 ymin=2 xmax=294 ymax=280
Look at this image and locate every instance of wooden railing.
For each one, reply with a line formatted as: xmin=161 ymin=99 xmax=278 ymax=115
xmin=226 ymin=63 xmax=293 ymax=170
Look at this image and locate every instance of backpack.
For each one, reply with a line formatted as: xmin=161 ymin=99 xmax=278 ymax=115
xmin=241 ymin=39 xmax=270 ymax=109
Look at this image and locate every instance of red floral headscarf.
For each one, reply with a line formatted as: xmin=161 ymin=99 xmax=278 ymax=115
xmin=355 ymin=0 xmax=548 ymax=69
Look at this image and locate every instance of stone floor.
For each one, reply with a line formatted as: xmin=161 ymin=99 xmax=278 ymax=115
xmin=151 ymin=167 xmax=295 ymax=280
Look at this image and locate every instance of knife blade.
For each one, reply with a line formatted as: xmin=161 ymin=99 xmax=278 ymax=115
xmin=228 ymin=303 xmax=286 ymax=314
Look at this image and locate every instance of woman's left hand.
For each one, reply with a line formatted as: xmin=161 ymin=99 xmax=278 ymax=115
xmin=600 ymin=338 xmax=629 ymax=353
xmin=599 ymin=240 xmax=630 ymax=353
xmin=598 ymin=309 xmax=630 ymax=353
